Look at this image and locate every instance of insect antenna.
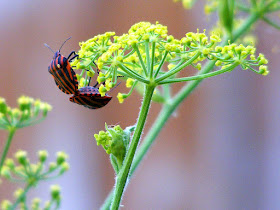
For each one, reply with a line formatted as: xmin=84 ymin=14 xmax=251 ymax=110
xmin=44 ymin=43 xmax=55 ymax=54
xmin=59 ymin=36 xmax=72 ymax=52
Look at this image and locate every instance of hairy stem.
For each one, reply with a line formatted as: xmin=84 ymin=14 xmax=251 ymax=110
xmin=110 ymin=85 xmax=155 ymax=210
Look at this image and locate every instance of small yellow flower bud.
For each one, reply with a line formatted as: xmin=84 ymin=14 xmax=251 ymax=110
xmin=116 ymin=55 xmax=123 ymax=62
xmin=15 ymin=150 xmax=28 ymax=165
xmin=258 ymin=57 xmax=268 ymax=65
xmin=40 ymin=103 xmax=52 ymax=117
xmin=195 ymin=63 xmax=202 ymax=70
xmin=142 ymin=34 xmax=150 ymax=41
xmin=31 ymin=198 xmax=41 ymax=210
xmin=0 ymin=97 xmax=8 ymax=114
xmin=97 ymin=73 xmax=106 ymax=84
xmin=259 ymin=65 xmax=269 ymax=76
xmin=17 ymin=96 xmax=33 ymax=111
xmin=202 ymin=48 xmax=210 ymax=55
xmin=56 ymin=151 xmax=68 ymax=165
xmin=14 ymin=188 xmax=24 ymax=199
xmin=1 ymin=166 xmax=11 ymax=179
xmin=250 ymin=55 xmax=256 ymax=60
xmin=167 ymin=64 xmax=176 ymax=70
xmin=87 ymin=70 xmax=95 ymax=77
xmin=182 ymin=0 xmax=193 ymax=9
xmin=49 ymin=162 xmax=57 ymax=172
xmin=38 ymin=150 xmax=48 ymax=162
xmin=50 ymin=185 xmax=61 ymax=200
xmin=1 ymin=200 xmax=12 ymax=210
xmin=126 ymin=78 xmax=135 ymax=88
xmin=5 ymin=159 xmax=15 ymax=169
xmin=59 ymin=162 xmax=70 ymax=174
xmin=44 ymin=201 xmax=51 ymax=209
xmin=79 ymin=77 xmax=85 ymax=87
xmin=105 ymin=80 xmax=113 ymax=90
xmin=215 ymin=60 xmax=222 ymax=66
xmin=99 ymin=84 xmax=108 ymax=97
xmin=210 ymin=34 xmax=221 ymax=43
xmin=117 ymin=93 xmax=125 ymax=104
xmin=11 ymin=108 xmax=21 ymax=118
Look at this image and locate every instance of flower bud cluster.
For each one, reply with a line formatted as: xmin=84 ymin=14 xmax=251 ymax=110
xmin=0 ymin=96 xmax=52 ymax=130
xmin=94 ymin=124 xmax=134 ymax=171
xmin=1 ymin=150 xmax=69 ymax=186
xmin=1 ymin=185 xmax=62 ymax=210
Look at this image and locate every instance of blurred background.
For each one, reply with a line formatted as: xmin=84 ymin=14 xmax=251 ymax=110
xmin=0 ymin=0 xmax=279 ymax=209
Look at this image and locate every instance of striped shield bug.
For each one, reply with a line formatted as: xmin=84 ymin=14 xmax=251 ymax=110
xmin=69 ymin=86 xmax=112 ymax=109
xmin=45 ymin=37 xmax=78 ymax=95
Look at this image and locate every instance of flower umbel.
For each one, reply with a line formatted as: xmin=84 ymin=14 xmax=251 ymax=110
xmin=1 ymin=150 xmax=69 ymax=186
xmin=0 ymin=151 xmax=68 ymax=210
xmin=72 ymin=21 xmax=268 ymax=103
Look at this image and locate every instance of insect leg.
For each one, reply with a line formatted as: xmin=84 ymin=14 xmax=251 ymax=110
xmin=68 ymin=51 xmax=79 ymax=62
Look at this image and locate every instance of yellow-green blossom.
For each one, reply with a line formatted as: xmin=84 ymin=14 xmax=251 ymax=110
xmin=117 ymin=93 xmax=125 ymax=104
xmin=72 ymin=21 xmax=268 ymax=104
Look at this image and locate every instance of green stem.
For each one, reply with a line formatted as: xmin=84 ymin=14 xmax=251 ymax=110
xmin=154 ymin=50 xmax=168 ymax=77
xmin=158 ymin=62 xmax=239 ymax=85
xmin=264 ymin=0 xmax=279 ymax=11
xmin=0 ymin=126 xmax=16 ymax=173
xmin=155 ymin=52 xmax=201 ymax=83
xmin=101 ymin=12 xmax=260 ymax=210
xmin=150 ymin=42 xmax=156 ymax=79
xmin=134 ymin=45 xmax=148 ymax=76
xmin=145 ymin=42 xmax=151 ymax=74
xmin=110 ymin=84 xmax=155 ymax=210
xmin=267 ymin=6 xmax=280 ymax=13
xmin=118 ymin=64 xmax=149 ymax=84
xmin=11 ymin=183 xmax=32 ymax=209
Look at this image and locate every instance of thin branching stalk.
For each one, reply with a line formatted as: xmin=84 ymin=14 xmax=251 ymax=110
xmin=0 ymin=126 xmax=16 ymax=172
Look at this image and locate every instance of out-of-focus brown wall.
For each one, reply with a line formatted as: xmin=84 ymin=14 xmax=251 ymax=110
xmin=0 ymin=0 xmax=279 ymax=209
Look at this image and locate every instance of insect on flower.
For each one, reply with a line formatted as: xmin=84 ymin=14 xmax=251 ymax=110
xmin=46 ymin=38 xmax=116 ymax=109
xmin=69 ymin=86 xmax=112 ymax=109
xmin=45 ymin=37 xmax=78 ymax=95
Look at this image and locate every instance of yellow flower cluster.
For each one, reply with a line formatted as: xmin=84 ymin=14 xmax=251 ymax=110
xmin=71 ymin=21 xmax=268 ymax=104
xmin=213 ymin=44 xmax=269 ymax=75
